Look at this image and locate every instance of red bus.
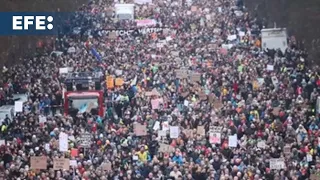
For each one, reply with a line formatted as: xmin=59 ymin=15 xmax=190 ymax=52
xmin=64 ymin=90 xmax=104 ymax=117
xmin=63 ymin=72 xmax=105 ymax=117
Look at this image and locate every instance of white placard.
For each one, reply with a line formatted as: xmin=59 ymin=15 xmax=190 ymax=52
xmin=227 ymin=34 xmax=237 ymax=41
xmin=59 ymin=132 xmax=69 ymax=152
xmin=67 ymin=47 xmax=76 ymax=53
xmin=153 ymin=121 xmax=160 ymax=131
xmin=239 ymin=31 xmax=245 ymax=36
xmin=158 ymin=130 xmax=167 ymax=137
xmin=0 ymin=140 xmax=5 ymax=146
xmin=267 ymin=65 xmax=274 ymax=71
xmin=39 ymin=116 xmax=47 ymax=123
xmin=169 ymin=126 xmax=179 ymax=138
xmin=59 ymin=68 xmax=69 ymax=74
xmin=228 ymin=135 xmax=237 ymax=147
xmin=70 ymin=160 xmax=77 ymax=167
xmin=269 ymin=158 xmax=285 ymax=170
xmin=14 ymin=101 xmax=23 ymax=112
xmin=257 ymin=141 xmax=266 ymax=149
xmin=45 ymin=143 xmax=50 ymax=151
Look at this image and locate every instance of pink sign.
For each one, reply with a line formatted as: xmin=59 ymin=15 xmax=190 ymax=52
xmin=136 ymin=19 xmax=157 ymax=27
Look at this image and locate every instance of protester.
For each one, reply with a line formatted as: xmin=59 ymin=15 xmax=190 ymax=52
xmin=0 ymin=0 xmax=320 ymax=179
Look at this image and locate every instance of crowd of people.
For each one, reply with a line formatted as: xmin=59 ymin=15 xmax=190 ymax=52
xmin=0 ymin=0 xmax=320 ymax=179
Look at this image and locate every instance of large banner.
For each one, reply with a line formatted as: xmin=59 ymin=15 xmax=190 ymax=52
xmin=103 ymin=28 xmax=175 ymax=37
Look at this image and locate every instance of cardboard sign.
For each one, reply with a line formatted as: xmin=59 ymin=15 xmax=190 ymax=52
xmin=197 ymin=126 xmax=205 ymax=136
xmin=134 ymin=123 xmax=147 ymax=136
xmin=102 ymin=162 xmax=112 ymax=171
xmin=176 ymin=70 xmax=188 ymax=79
xmin=53 ymin=158 xmax=70 ymax=170
xmin=115 ymin=78 xmax=124 ymax=86
xmin=106 ymin=76 xmax=114 ymax=89
xmin=213 ymin=101 xmax=223 ymax=109
xmin=269 ymin=158 xmax=285 ymax=170
xmin=199 ymin=92 xmax=207 ymax=100
xmin=30 ymin=156 xmax=47 ymax=170
xmin=159 ymin=143 xmax=175 ymax=153
xmin=190 ymin=73 xmax=201 ymax=82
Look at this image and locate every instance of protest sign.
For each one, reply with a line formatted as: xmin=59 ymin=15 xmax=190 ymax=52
xmin=79 ymin=133 xmax=92 ymax=147
xmin=190 ymin=73 xmax=201 ymax=82
xmin=158 ymin=130 xmax=167 ymax=137
xmin=151 ymin=98 xmax=163 ymax=109
xmin=213 ymin=101 xmax=223 ymax=109
xmin=210 ymin=126 xmax=223 ymax=133
xmin=70 ymin=160 xmax=77 ymax=167
xmin=14 ymin=101 xmax=23 ymax=112
xmin=0 ymin=140 xmax=5 ymax=146
xmin=30 ymin=156 xmax=47 ymax=170
xmin=227 ymin=34 xmax=237 ymax=41
xmin=267 ymin=64 xmax=274 ymax=71
xmin=39 ymin=116 xmax=47 ymax=123
xmin=175 ymin=69 xmax=188 ymax=79
xmin=159 ymin=143 xmax=175 ymax=153
xmin=257 ymin=141 xmax=266 ymax=149
xmin=136 ymin=19 xmax=157 ymax=27
xmin=53 ymin=158 xmax=70 ymax=170
xmin=102 ymin=162 xmax=112 ymax=171
xmin=228 ymin=135 xmax=238 ymax=147
xmin=134 ymin=0 xmax=152 ymax=4
xmin=59 ymin=132 xmax=68 ymax=152
xmin=134 ymin=123 xmax=147 ymax=136
xmin=71 ymin=148 xmax=79 ymax=157
xmin=197 ymin=126 xmax=205 ymax=136
xmin=106 ymin=76 xmax=114 ymax=89
xmin=169 ymin=126 xmax=179 ymax=138
xmin=269 ymin=158 xmax=285 ymax=170
xmin=59 ymin=67 xmax=68 ymax=74
xmin=115 ymin=78 xmax=124 ymax=86
xmin=209 ymin=132 xmax=221 ymax=144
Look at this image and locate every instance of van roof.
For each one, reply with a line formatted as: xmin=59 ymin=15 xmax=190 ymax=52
xmin=12 ymin=94 xmax=28 ymax=103
xmin=0 ymin=105 xmax=14 ymax=111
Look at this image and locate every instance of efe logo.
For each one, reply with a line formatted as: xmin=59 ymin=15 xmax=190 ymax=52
xmin=12 ymin=16 xmax=53 ymax=30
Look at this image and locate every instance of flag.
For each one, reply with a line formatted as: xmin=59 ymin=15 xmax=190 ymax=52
xmin=91 ymin=48 xmax=102 ymax=61
xmin=79 ymin=104 xmax=88 ymax=113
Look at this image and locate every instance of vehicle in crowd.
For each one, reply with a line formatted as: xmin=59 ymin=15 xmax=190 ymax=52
xmin=261 ymin=28 xmax=288 ymax=53
xmin=0 ymin=105 xmax=15 ymax=125
xmin=64 ymin=72 xmax=105 ymax=117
